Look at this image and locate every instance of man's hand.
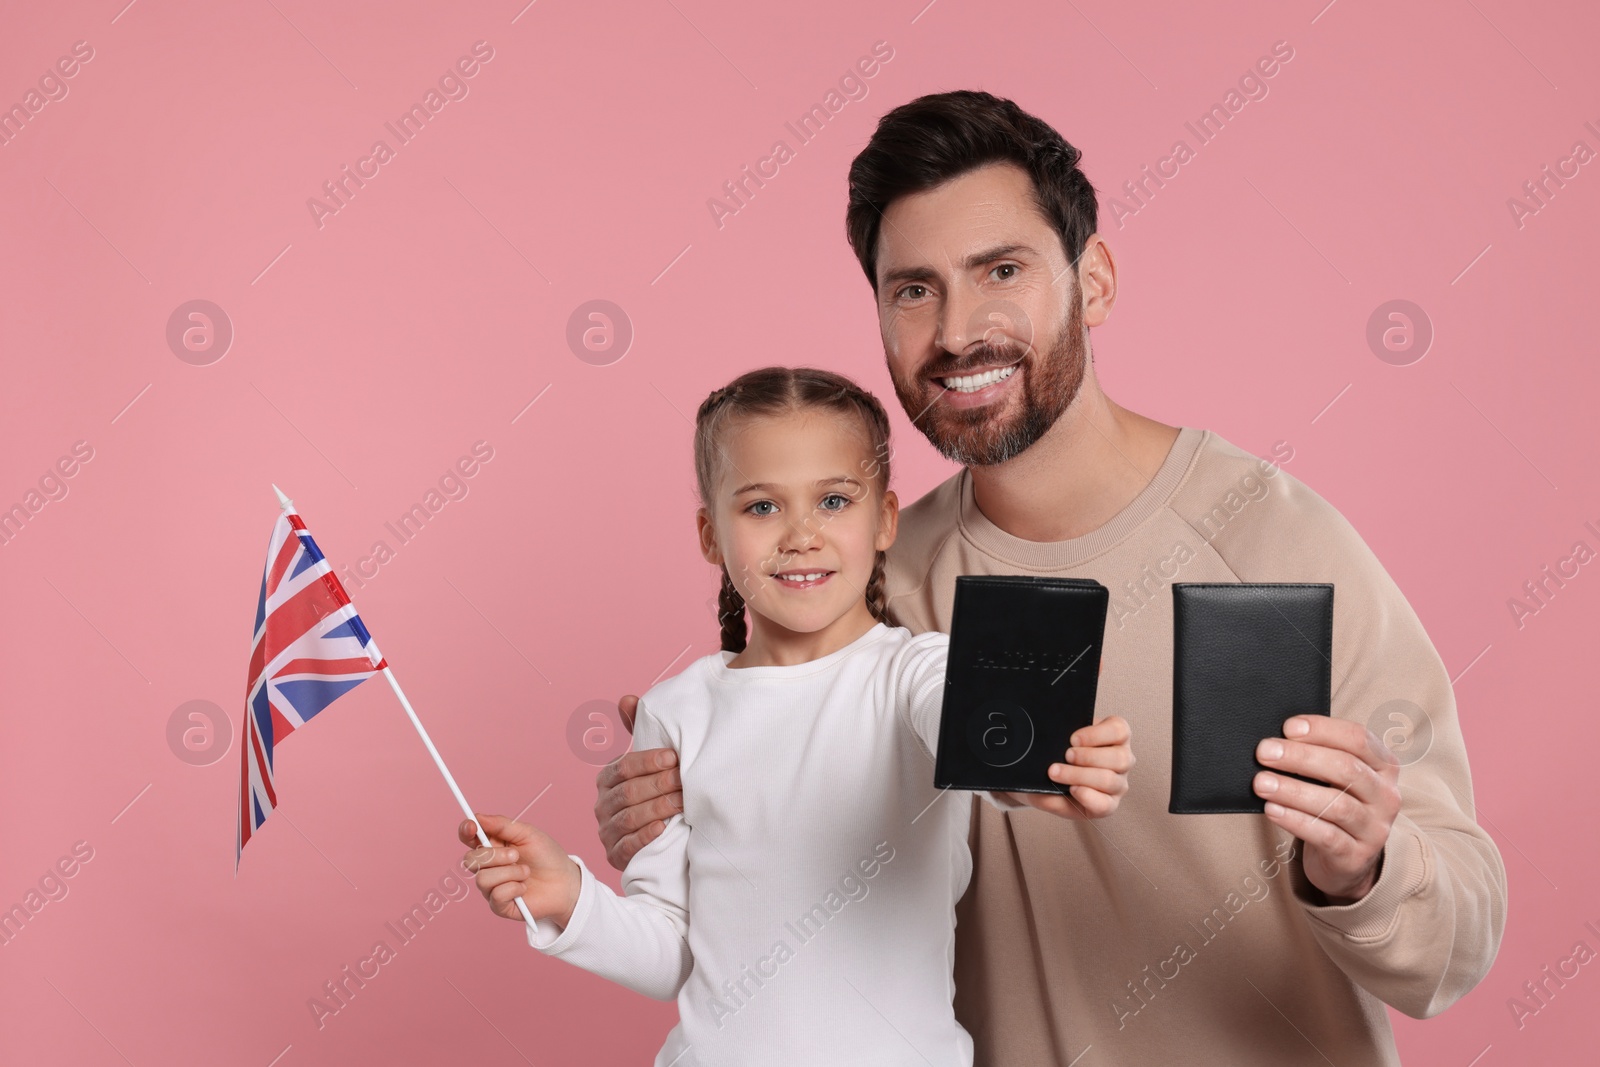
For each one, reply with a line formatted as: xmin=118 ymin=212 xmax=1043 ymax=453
xmin=995 ymin=714 xmax=1134 ymax=819
xmin=1254 ymin=715 xmax=1402 ymax=905
xmin=595 ymin=694 xmax=683 ymax=871
xmin=459 ymin=812 xmax=581 ymax=927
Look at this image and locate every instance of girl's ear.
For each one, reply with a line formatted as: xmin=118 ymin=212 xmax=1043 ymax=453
xmin=696 ymin=506 xmax=723 ymax=565
xmin=875 ymin=489 xmax=899 ymax=552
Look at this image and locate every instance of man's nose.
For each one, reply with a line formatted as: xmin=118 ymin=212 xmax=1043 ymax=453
xmin=934 ymin=282 xmax=987 ymax=359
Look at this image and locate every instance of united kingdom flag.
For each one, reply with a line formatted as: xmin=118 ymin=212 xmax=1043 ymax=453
xmin=238 ymin=491 xmax=386 ymax=868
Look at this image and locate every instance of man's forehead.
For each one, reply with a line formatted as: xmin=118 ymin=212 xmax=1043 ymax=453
xmin=874 ymin=163 xmax=1055 ymax=273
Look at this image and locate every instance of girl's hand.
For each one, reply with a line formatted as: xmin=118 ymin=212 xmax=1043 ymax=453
xmin=996 ymin=714 xmax=1134 ymax=819
xmin=459 ymin=812 xmax=582 ymax=927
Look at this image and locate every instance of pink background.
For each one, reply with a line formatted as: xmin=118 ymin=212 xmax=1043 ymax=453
xmin=2 ymin=1 xmax=1596 ymax=1063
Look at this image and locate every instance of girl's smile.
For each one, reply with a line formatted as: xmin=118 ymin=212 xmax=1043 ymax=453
xmin=770 ymin=569 xmax=835 ymax=590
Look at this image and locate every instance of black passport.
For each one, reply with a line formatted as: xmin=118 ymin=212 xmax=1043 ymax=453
xmin=1168 ymin=582 xmax=1335 ymax=814
xmin=933 ymin=575 xmax=1109 ymax=794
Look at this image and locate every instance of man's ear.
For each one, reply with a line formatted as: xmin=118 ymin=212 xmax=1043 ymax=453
xmin=1077 ymin=233 xmax=1117 ymax=329
xmin=875 ymin=489 xmax=899 ymax=552
xmin=696 ymin=507 xmax=723 ymax=565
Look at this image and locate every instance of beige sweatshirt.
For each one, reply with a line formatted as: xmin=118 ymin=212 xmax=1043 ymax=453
xmin=882 ymin=426 xmax=1507 ymax=1067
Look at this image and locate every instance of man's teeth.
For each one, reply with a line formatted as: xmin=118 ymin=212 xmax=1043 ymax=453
xmin=941 ymin=365 xmax=1017 ymax=393
xmin=776 ymin=572 xmax=828 ymax=582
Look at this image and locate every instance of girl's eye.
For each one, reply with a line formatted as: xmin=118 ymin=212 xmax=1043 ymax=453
xmin=746 ymin=500 xmax=777 ymax=516
xmin=820 ymin=493 xmax=850 ymax=511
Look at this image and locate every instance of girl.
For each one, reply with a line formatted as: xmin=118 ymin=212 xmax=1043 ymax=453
xmin=459 ymin=367 xmax=1132 ymax=1065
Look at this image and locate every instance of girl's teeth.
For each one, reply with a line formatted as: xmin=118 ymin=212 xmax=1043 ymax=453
xmin=942 ymin=365 xmax=1016 ymax=393
xmin=778 ymin=572 xmax=826 ymax=582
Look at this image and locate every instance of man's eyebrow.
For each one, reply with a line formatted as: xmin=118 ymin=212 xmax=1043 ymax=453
xmin=878 ymin=243 xmax=1040 ymax=288
xmin=732 ymin=476 xmax=864 ymax=495
xmin=962 ymin=243 xmax=1037 ymax=268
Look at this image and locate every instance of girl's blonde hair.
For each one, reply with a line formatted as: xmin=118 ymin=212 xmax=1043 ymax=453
xmin=694 ymin=366 xmax=894 ymax=653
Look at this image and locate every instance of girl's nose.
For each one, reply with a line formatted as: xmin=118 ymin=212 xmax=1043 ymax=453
xmin=777 ymin=518 xmax=821 ymax=555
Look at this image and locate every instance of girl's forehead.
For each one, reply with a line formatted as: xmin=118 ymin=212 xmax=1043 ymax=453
xmin=715 ymin=410 xmax=875 ymax=494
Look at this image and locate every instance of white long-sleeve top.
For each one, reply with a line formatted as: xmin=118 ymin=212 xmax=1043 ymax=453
xmin=528 ymin=622 xmax=1016 ymax=1066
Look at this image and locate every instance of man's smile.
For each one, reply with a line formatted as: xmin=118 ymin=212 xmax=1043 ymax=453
xmin=938 ymin=364 xmax=1017 ymax=393
xmin=931 ymin=361 xmax=1021 ymax=409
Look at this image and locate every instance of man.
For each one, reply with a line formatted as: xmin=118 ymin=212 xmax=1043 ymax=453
xmin=594 ymin=91 xmax=1506 ymax=1064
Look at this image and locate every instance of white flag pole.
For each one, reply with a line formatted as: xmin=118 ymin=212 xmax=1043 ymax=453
xmin=273 ymin=485 xmax=539 ymax=933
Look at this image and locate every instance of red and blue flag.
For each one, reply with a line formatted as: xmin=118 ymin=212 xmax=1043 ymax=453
xmin=238 ymin=499 xmax=385 ymax=867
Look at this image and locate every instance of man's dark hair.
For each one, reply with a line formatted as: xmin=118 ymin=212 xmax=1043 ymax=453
xmin=845 ymin=90 xmax=1099 ymax=291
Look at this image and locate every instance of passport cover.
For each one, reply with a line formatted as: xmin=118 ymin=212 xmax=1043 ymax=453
xmin=1169 ymin=582 xmax=1335 ymax=814
xmin=933 ymin=575 xmax=1109 ymax=794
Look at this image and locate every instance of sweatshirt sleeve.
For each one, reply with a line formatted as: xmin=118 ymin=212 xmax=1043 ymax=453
xmin=895 ymin=631 xmax=1023 ymax=811
xmin=1212 ymin=471 xmax=1508 ymax=1019
xmin=525 ymin=705 xmax=693 ymax=1001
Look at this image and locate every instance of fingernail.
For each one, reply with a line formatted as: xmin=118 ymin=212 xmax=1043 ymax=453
xmin=1064 ymin=750 xmax=1077 ymax=764
xmin=1264 ymin=801 xmax=1286 ymax=817
xmin=660 ymin=751 xmax=678 ymax=767
xmin=1259 ymin=739 xmax=1284 ymax=761
xmin=1285 ymin=717 xmax=1310 ymax=738
xmin=1048 ymin=764 xmax=1064 ymax=780
xmin=1256 ymin=773 xmax=1279 ymax=794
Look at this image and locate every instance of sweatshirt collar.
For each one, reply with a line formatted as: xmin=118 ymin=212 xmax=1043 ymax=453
xmin=956 ymin=426 xmax=1206 ymax=570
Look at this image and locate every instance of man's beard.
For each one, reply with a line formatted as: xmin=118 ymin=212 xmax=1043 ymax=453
xmin=890 ymin=297 xmax=1087 ymax=468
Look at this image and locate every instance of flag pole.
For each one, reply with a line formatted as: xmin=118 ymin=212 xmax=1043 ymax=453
xmin=272 ymin=485 xmax=539 ymax=934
